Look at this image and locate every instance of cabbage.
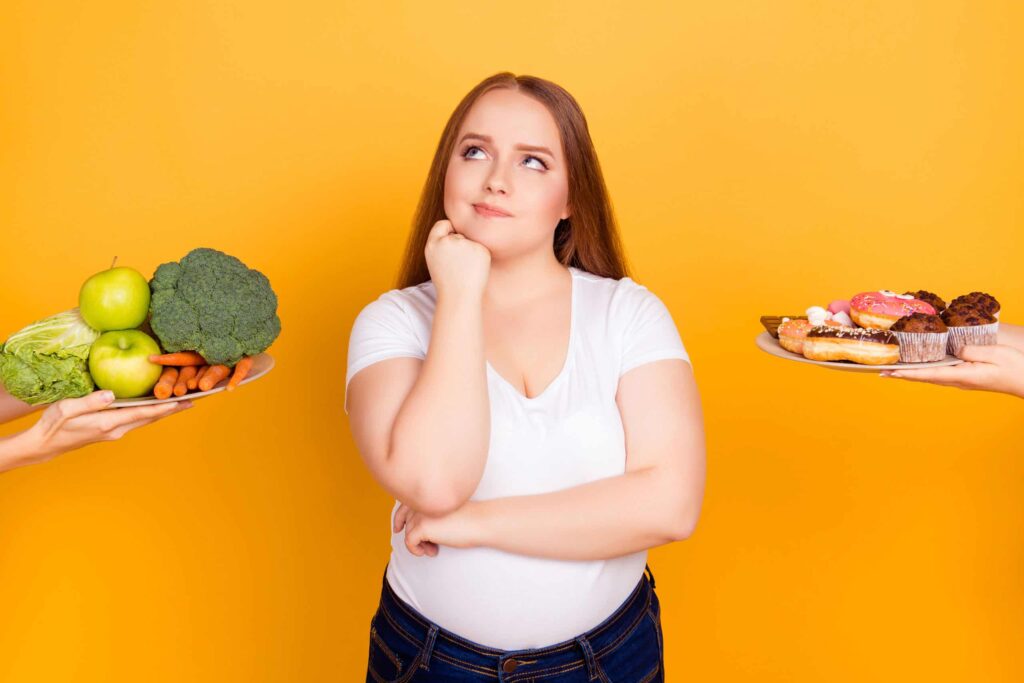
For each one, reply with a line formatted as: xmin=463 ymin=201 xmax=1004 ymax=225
xmin=0 ymin=308 xmax=100 ymax=405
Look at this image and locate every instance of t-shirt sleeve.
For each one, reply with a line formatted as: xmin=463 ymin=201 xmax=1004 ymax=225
xmin=344 ymin=294 xmax=426 ymax=414
xmin=617 ymin=280 xmax=691 ymax=377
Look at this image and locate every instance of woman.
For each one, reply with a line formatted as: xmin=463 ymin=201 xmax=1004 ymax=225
xmin=882 ymin=323 xmax=1024 ymax=398
xmin=346 ymin=73 xmax=705 ymax=681
xmin=0 ymin=386 xmax=192 ymax=473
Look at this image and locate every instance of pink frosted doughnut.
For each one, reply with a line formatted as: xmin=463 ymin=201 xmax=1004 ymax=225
xmin=849 ymin=291 xmax=936 ymax=329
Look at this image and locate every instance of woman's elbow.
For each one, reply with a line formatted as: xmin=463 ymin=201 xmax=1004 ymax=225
xmin=383 ymin=451 xmax=478 ymax=516
xmin=666 ymin=504 xmax=701 ymax=542
xmin=669 ymin=518 xmax=698 ymax=542
xmin=408 ymin=480 xmax=475 ymax=517
xmin=415 ymin=494 xmax=464 ymax=517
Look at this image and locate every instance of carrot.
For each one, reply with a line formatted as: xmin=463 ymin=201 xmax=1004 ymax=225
xmin=198 ymin=364 xmax=230 ymax=391
xmin=226 ymin=356 xmax=254 ymax=391
xmin=187 ymin=365 xmax=208 ymax=390
xmin=148 ymin=352 xmax=206 ymax=366
xmin=174 ymin=366 xmax=199 ymax=396
xmin=153 ymin=367 xmax=179 ymax=400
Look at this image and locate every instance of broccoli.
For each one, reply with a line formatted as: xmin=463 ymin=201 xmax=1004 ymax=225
xmin=149 ymin=248 xmax=281 ymax=367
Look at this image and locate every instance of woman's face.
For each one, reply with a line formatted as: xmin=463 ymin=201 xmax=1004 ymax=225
xmin=443 ymin=88 xmax=570 ymax=258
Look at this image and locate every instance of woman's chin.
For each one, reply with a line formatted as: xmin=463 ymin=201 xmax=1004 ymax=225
xmin=454 ymin=221 xmax=490 ymax=242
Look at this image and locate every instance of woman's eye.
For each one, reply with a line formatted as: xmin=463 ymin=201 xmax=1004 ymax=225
xmin=523 ymin=155 xmax=548 ymax=171
xmin=460 ymin=145 xmax=547 ymax=171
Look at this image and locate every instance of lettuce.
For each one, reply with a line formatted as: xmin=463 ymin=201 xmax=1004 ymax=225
xmin=0 ymin=308 xmax=100 ymax=405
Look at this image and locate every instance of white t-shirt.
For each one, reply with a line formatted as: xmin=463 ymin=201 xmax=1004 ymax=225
xmin=344 ymin=266 xmax=690 ymax=650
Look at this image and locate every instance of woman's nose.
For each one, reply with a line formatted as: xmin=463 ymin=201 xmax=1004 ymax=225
xmin=484 ymin=164 xmax=511 ymax=195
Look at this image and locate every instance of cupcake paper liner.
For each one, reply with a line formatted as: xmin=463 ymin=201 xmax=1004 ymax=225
xmin=946 ymin=321 xmax=999 ymax=356
xmin=892 ymin=331 xmax=949 ymax=363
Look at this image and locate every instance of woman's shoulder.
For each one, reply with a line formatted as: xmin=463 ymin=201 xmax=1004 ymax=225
xmin=366 ymin=279 xmax=437 ymax=313
xmin=351 ymin=281 xmax=436 ymax=339
xmin=572 ymin=265 xmax=648 ymax=287
xmin=572 ymin=266 xmax=657 ymax=308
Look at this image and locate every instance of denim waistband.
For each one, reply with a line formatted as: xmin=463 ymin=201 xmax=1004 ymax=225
xmin=375 ymin=563 xmax=657 ymax=679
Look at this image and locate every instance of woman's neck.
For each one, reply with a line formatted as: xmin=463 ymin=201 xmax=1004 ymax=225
xmin=483 ymin=253 xmax=570 ymax=311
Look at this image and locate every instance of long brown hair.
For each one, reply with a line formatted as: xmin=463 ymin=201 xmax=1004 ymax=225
xmin=396 ymin=72 xmax=630 ymax=289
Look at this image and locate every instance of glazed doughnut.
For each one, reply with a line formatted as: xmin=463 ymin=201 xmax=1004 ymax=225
xmin=849 ymin=291 xmax=936 ymax=329
xmin=802 ymin=326 xmax=900 ymax=365
xmin=778 ymin=318 xmax=813 ymax=354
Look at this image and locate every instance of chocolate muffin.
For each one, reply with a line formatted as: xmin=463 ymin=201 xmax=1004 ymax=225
xmin=949 ymin=292 xmax=1000 ymax=317
xmin=890 ymin=313 xmax=949 ymax=362
xmin=941 ymin=304 xmax=998 ymax=356
xmin=941 ymin=305 xmax=996 ymax=327
xmin=903 ymin=290 xmax=946 ymax=314
xmin=891 ymin=313 xmax=947 ymax=333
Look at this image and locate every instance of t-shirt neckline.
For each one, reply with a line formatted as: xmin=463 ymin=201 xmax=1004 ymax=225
xmin=485 ymin=267 xmax=578 ymax=402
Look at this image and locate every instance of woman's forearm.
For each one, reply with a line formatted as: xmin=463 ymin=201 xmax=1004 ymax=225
xmin=388 ymin=291 xmax=491 ymax=514
xmin=471 ymin=466 xmax=699 ymax=562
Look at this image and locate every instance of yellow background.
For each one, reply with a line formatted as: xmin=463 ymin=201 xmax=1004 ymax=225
xmin=1 ymin=1 xmax=1021 ymax=680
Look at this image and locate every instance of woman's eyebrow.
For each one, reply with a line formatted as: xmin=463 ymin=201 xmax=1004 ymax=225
xmin=459 ymin=133 xmax=555 ymax=158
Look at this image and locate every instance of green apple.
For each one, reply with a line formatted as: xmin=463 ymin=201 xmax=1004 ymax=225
xmin=88 ymin=330 xmax=163 ymax=398
xmin=79 ymin=266 xmax=151 ymax=332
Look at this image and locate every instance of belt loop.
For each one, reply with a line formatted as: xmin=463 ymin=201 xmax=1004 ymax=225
xmin=575 ymin=636 xmax=601 ymax=681
xmin=419 ymin=624 xmax=438 ymax=671
xmin=645 ymin=562 xmax=656 ymax=590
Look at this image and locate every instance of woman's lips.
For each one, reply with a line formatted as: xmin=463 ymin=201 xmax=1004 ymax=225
xmin=473 ymin=203 xmax=512 ymax=217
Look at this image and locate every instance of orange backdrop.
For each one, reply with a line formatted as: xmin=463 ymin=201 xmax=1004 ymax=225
xmin=1 ymin=1 xmax=1021 ymax=680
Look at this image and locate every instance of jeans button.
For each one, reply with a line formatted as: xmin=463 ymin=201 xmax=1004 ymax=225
xmin=502 ymin=659 xmax=520 ymax=673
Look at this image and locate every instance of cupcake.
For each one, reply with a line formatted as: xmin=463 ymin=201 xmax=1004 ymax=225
xmin=890 ymin=313 xmax=948 ymax=363
xmin=949 ymin=292 xmax=1000 ymax=319
xmin=941 ymin=305 xmax=998 ymax=356
xmin=903 ymin=290 xmax=946 ymax=315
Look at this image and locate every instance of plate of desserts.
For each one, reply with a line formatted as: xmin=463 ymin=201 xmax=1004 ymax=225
xmin=757 ymin=290 xmax=1000 ymax=372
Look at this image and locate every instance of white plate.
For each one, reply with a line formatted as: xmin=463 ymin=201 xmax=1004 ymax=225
xmin=755 ymin=332 xmax=963 ymax=373
xmin=104 ymin=353 xmax=275 ymax=409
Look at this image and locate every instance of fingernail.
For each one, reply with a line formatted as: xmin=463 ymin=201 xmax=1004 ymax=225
xmin=103 ymin=391 xmax=116 ymax=401
xmin=180 ymin=400 xmax=194 ymax=409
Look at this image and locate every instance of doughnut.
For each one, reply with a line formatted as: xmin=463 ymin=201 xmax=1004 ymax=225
xmin=778 ymin=318 xmax=813 ymax=354
xmin=849 ymin=291 xmax=936 ymax=329
xmin=802 ymin=326 xmax=900 ymax=365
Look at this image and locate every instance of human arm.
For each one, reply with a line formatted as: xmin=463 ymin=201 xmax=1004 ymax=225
xmin=0 ymin=382 xmax=44 ymax=425
xmin=346 ymin=220 xmax=492 ymax=516
xmin=998 ymin=322 xmax=1024 ymax=352
xmin=1 ymin=389 xmax=193 ymax=474
xmin=396 ymin=358 xmax=706 ymax=560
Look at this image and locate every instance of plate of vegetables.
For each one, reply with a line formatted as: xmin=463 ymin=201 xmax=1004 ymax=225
xmin=0 ymin=247 xmax=281 ymax=409
xmin=107 ymin=351 xmax=275 ymax=408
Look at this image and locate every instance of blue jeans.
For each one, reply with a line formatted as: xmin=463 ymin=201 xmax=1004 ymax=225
xmin=366 ymin=563 xmax=665 ymax=682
